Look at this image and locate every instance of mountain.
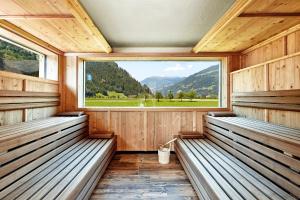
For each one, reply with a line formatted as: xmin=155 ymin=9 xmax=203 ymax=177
xmin=160 ymin=65 xmax=219 ymax=97
xmin=141 ymin=76 xmax=185 ymax=92
xmin=85 ymin=62 xmax=151 ymax=97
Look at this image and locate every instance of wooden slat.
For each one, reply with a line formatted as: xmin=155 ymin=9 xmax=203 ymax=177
xmin=232 ymin=90 xmax=300 ymax=97
xmin=0 ymin=14 xmax=74 ymax=19
xmin=206 ymin=133 xmax=300 ymax=198
xmin=0 ymin=90 xmax=60 ymax=97
xmin=0 ymin=139 xmax=87 ymax=199
xmin=239 ymin=13 xmax=300 ymax=17
xmin=205 ymin=116 xmax=300 ymax=157
xmin=0 ymin=102 xmax=59 ymax=111
xmin=0 ymin=115 xmax=88 ymax=152
xmin=232 ymin=102 xmax=300 ymax=111
xmin=0 ymin=135 xmax=85 ymax=193
xmin=55 ymin=138 xmax=116 ymax=199
xmin=27 ymin=140 xmax=104 ymax=199
xmin=175 ymin=139 xmax=231 ymax=200
xmin=232 ymin=96 xmax=300 ymax=104
xmin=0 ymin=122 xmax=87 ymax=165
xmin=204 ymin=140 xmax=295 ymax=200
xmin=204 ymin=127 xmax=300 ymax=185
xmin=0 ymin=127 xmax=86 ymax=178
xmin=0 ymin=97 xmax=59 ymax=104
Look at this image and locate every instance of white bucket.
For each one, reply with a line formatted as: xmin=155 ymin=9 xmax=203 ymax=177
xmin=158 ymin=147 xmax=170 ymax=164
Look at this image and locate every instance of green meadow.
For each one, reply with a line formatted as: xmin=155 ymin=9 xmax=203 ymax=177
xmin=85 ymin=98 xmax=219 ymax=107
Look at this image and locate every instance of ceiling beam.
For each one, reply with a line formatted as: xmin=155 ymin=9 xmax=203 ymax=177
xmin=239 ymin=13 xmax=300 ymax=17
xmin=0 ymin=14 xmax=74 ymax=19
xmin=192 ymin=0 xmax=254 ymax=53
xmin=64 ymin=52 xmax=240 ymax=61
xmin=0 ymin=19 xmax=63 ymax=55
xmin=67 ymin=0 xmax=112 ymax=53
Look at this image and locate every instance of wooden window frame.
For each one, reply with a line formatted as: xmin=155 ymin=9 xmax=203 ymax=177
xmin=77 ymin=56 xmax=230 ymax=112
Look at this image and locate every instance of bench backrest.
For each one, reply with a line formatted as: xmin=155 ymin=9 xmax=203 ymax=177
xmin=204 ymin=115 xmax=300 ymax=198
xmin=232 ymin=89 xmax=300 ymax=112
xmin=0 ymin=115 xmax=88 ymax=190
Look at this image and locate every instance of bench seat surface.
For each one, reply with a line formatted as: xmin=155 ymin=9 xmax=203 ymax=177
xmin=0 ymin=116 xmax=116 ymax=200
xmin=0 ymin=137 xmax=115 ymax=200
xmin=176 ymin=138 xmax=297 ymax=200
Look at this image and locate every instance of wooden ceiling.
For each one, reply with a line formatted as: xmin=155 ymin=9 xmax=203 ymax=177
xmin=0 ymin=0 xmax=299 ymax=54
xmin=193 ymin=0 xmax=300 ymax=53
xmin=0 ymin=0 xmax=111 ymax=53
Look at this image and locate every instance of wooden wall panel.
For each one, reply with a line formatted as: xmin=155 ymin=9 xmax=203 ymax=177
xmin=232 ymin=65 xmax=265 ymax=92
xmin=0 ymin=110 xmax=23 ymax=125
xmin=242 ymin=38 xmax=285 ymax=68
xmin=0 ymin=71 xmax=59 ymax=125
xmin=232 ymin=26 xmax=300 ymax=129
xmin=25 ymin=106 xmax=58 ymax=122
xmin=269 ymin=56 xmax=300 ymax=90
xmin=268 ymin=110 xmax=300 ymax=129
xmin=233 ymin=106 xmax=265 ymax=121
xmin=84 ymin=111 xmax=207 ymax=151
xmin=287 ymin=30 xmax=300 ymax=54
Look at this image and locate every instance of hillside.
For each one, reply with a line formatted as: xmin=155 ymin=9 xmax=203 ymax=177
xmin=85 ymin=62 xmax=151 ymax=97
xmin=0 ymin=39 xmax=39 ymax=77
xmin=161 ymin=65 xmax=219 ymax=97
xmin=141 ymin=76 xmax=185 ymax=92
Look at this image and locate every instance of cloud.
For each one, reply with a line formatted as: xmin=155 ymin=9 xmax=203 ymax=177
xmin=164 ymin=64 xmax=185 ymax=72
xmin=187 ymin=64 xmax=193 ymax=69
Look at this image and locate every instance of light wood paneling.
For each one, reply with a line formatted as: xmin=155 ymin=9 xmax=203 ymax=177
xmin=193 ymin=0 xmax=300 ymax=52
xmin=0 ymin=0 xmax=110 ymax=53
xmin=232 ymin=65 xmax=265 ymax=92
xmin=85 ymin=111 xmax=207 ymax=151
xmin=0 ymin=71 xmax=59 ymax=125
xmin=268 ymin=110 xmax=300 ymax=129
xmin=232 ymin=26 xmax=300 ymax=129
xmin=233 ymin=106 xmax=265 ymax=121
xmin=269 ymin=55 xmax=300 ymax=90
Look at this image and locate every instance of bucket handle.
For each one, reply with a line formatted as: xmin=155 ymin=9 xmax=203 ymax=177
xmin=159 ymin=138 xmax=177 ymax=149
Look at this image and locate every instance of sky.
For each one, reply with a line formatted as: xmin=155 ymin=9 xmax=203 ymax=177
xmin=115 ymin=61 xmax=220 ymax=81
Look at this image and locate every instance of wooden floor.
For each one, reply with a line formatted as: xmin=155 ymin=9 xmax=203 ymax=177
xmin=90 ymin=153 xmax=198 ymax=200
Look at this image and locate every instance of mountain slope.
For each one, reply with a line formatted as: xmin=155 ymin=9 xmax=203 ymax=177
xmin=161 ymin=65 xmax=219 ymax=97
xmin=85 ymin=62 xmax=150 ymax=97
xmin=141 ymin=76 xmax=185 ymax=92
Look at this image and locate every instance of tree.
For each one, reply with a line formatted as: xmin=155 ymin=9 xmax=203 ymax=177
xmin=176 ymin=91 xmax=184 ymax=102
xmin=187 ymin=89 xmax=197 ymax=101
xmin=155 ymin=91 xmax=163 ymax=102
xmin=167 ymin=90 xmax=174 ymax=101
xmin=0 ymin=52 xmax=4 ymax=69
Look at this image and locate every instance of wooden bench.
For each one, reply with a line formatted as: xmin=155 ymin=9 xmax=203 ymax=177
xmin=175 ymin=115 xmax=300 ymax=200
xmin=0 ymin=115 xmax=116 ymax=200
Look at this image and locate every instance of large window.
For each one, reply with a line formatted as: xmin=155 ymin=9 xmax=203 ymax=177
xmin=84 ymin=60 xmax=222 ymax=107
xmin=0 ymin=37 xmax=45 ymax=78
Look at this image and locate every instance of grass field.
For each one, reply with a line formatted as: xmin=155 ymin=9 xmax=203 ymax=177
xmin=85 ymin=98 xmax=219 ymax=107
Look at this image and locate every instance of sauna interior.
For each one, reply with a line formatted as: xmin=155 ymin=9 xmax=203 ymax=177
xmin=0 ymin=0 xmax=299 ymax=199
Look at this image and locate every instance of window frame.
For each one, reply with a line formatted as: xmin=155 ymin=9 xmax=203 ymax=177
xmin=78 ymin=57 xmax=228 ymax=110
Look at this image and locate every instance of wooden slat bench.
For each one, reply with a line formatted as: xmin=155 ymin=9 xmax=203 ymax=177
xmin=0 ymin=115 xmax=116 ymax=200
xmin=175 ymin=115 xmax=300 ymax=200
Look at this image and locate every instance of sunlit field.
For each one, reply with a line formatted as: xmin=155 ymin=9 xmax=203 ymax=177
xmin=85 ymin=98 xmax=219 ymax=107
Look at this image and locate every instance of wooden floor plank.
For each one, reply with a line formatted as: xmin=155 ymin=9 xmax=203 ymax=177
xmin=89 ymin=153 xmax=198 ymax=200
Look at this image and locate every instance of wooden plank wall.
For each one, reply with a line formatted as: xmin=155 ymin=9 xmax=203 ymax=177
xmin=231 ymin=28 xmax=300 ymax=129
xmin=62 ymin=56 xmax=235 ymax=151
xmin=0 ymin=71 xmax=59 ymax=125
xmin=86 ymin=110 xmax=205 ymax=151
